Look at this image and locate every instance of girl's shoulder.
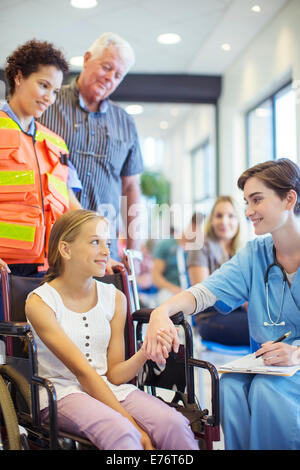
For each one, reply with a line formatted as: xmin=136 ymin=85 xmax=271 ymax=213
xmin=26 ymin=282 xmax=62 ymax=316
xmin=95 ymin=280 xmax=117 ymax=320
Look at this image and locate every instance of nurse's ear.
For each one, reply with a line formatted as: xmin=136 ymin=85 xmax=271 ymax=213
xmin=285 ymin=189 xmax=297 ymax=212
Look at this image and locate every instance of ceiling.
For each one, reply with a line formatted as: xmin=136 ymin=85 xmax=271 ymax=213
xmin=0 ymin=0 xmax=288 ymax=138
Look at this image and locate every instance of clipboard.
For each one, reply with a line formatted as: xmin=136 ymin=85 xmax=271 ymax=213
xmin=218 ymin=353 xmax=300 ymax=377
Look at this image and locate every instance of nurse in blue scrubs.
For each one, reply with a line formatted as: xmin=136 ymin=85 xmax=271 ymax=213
xmin=143 ymin=158 xmax=300 ymax=450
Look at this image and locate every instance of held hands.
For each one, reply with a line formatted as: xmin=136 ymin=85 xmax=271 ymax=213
xmin=141 ymin=307 xmax=180 ymax=364
xmin=255 ymin=341 xmax=300 ymax=366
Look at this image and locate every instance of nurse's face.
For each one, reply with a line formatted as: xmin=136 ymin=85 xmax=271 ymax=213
xmin=244 ymin=177 xmax=289 ymax=235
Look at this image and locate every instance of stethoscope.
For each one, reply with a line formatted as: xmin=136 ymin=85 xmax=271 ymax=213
xmin=264 ymin=246 xmax=288 ymax=326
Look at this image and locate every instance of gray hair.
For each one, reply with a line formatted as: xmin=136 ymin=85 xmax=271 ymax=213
xmin=88 ymin=32 xmax=135 ymax=72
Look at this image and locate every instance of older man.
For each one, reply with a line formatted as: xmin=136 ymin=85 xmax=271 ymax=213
xmin=40 ymin=33 xmax=143 ymax=265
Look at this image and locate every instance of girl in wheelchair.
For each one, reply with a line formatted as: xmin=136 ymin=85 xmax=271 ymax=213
xmin=25 ymin=209 xmax=198 ymax=450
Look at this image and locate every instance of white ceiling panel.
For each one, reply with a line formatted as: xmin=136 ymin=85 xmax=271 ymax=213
xmin=0 ymin=0 xmax=288 ymax=73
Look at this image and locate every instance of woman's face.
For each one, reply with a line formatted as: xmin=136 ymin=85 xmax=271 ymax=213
xmin=14 ymin=65 xmax=63 ymax=119
xmin=211 ymin=201 xmax=239 ymax=242
xmin=244 ymin=177 xmax=290 ymax=236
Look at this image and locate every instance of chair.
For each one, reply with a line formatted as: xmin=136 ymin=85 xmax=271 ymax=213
xmin=0 ymin=264 xmax=220 ymax=450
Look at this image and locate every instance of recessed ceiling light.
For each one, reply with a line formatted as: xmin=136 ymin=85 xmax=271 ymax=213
xmin=70 ymin=56 xmax=84 ymax=67
xmin=170 ymin=107 xmax=180 ymax=117
xmin=251 ymin=5 xmax=262 ymax=13
xmin=70 ymin=0 xmax=98 ymax=8
xmin=157 ymin=33 xmax=181 ymax=45
xmin=125 ymin=104 xmax=144 ymax=115
xmin=160 ymin=121 xmax=169 ymax=130
xmin=221 ymin=43 xmax=231 ymax=52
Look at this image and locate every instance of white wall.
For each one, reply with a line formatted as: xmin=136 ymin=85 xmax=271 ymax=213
xmin=219 ymin=0 xmax=300 ymax=202
xmin=162 ymin=104 xmax=216 ymax=224
xmin=157 ymin=0 xmax=300 ymax=230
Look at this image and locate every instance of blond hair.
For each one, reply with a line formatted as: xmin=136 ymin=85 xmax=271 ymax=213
xmin=42 ymin=210 xmax=107 ymax=284
xmin=205 ymin=196 xmax=241 ymax=255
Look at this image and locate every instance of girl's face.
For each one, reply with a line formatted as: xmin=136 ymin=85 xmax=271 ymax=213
xmin=244 ymin=177 xmax=290 ymax=236
xmin=67 ymin=218 xmax=110 ymax=277
xmin=14 ymin=65 xmax=63 ymax=119
xmin=211 ymin=201 xmax=239 ymax=242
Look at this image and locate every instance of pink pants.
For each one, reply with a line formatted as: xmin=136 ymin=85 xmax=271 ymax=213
xmin=41 ymin=389 xmax=198 ymax=450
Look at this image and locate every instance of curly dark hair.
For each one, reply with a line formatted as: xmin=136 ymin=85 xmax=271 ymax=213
xmin=5 ymin=39 xmax=69 ymax=95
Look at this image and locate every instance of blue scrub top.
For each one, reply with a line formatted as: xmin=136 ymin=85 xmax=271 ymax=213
xmin=202 ymin=236 xmax=300 ymax=347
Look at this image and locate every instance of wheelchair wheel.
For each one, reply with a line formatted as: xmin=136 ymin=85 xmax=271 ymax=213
xmin=0 ymin=375 xmax=22 ymax=450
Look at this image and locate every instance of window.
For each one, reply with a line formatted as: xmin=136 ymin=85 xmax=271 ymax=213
xmin=246 ymin=82 xmax=297 ymax=165
xmin=191 ymin=138 xmax=216 ymax=213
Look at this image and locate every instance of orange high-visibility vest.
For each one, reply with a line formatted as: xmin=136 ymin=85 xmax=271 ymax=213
xmin=0 ymin=111 xmax=69 ymax=267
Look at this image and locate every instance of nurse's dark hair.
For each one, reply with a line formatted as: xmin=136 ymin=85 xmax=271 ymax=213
xmin=41 ymin=210 xmax=107 ymax=285
xmin=5 ymin=39 xmax=69 ymax=96
xmin=237 ymin=158 xmax=300 ymax=216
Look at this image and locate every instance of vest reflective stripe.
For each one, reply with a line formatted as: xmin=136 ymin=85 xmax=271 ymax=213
xmin=0 ymin=117 xmax=19 ymax=130
xmin=36 ymin=130 xmax=69 ymax=152
xmin=0 ymin=221 xmax=36 ymax=243
xmin=0 ymin=170 xmax=35 ymax=186
xmin=47 ymin=173 xmax=69 ymax=201
xmin=0 ymin=117 xmax=68 ymax=153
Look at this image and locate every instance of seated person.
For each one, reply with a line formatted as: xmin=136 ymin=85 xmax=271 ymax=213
xmin=188 ymin=196 xmax=250 ymax=346
xmin=152 ymin=213 xmax=203 ymax=304
xmin=143 ymin=159 xmax=300 ymax=450
xmin=25 ymin=210 xmax=198 ymax=451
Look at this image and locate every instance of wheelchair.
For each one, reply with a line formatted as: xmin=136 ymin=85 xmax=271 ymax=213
xmin=0 ymin=260 xmax=220 ymax=450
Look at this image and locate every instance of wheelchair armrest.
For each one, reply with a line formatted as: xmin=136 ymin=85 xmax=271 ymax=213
xmin=0 ymin=321 xmax=31 ymax=336
xmin=188 ymin=357 xmax=220 ymax=427
xmin=132 ymin=308 xmax=184 ymax=325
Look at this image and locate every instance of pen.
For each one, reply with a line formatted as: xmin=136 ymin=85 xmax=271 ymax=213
xmin=255 ymin=331 xmax=292 ymax=359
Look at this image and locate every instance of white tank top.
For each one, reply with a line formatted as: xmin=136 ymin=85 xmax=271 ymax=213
xmin=26 ymin=281 xmax=136 ymax=410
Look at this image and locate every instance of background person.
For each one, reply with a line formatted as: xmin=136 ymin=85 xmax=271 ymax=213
xmin=40 ymin=32 xmax=144 ymax=268
xmin=188 ymin=196 xmax=250 ymax=346
xmin=142 ymin=158 xmax=300 ymax=450
xmin=152 ymin=212 xmax=203 ymax=304
xmin=25 ymin=210 xmax=198 ymax=451
xmin=0 ymin=39 xmax=81 ymax=281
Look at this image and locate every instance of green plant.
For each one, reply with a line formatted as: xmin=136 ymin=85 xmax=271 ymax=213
xmin=140 ymin=171 xmax=171 ymax=205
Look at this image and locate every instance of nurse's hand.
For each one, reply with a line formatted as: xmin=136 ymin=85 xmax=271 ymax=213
xmin=142 ymin=307 xmax=180 ymax=364
xmin=257 ymin=341 xmax=300 ymax=366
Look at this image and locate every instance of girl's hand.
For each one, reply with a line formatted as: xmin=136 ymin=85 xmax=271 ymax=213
xmin=256 ymin=341 xmax=300 ymax=366
xmin=142 ymin=307 xmax=179 ymax=364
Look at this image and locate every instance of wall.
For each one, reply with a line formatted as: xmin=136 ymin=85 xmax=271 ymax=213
xmin=219 ymin=0 xmax=300 ymax=203
xmin=162 ymin=104 xmax=216 ymax=226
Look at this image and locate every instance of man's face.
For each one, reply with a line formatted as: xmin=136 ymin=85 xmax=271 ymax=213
xmin=80 ymin=46 xmax=128 ymax=104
